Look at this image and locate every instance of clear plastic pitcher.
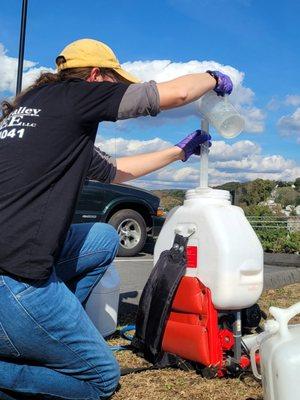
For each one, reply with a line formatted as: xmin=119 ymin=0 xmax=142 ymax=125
xmin=196 ymin=91 xmax=245 ymax=138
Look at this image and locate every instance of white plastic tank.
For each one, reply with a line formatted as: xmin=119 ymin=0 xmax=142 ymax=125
xmin=85 ymin=264 xmax=120 ymax=337
xmin=251 ymin=303 xmax=300 ymax=400
xmin=154 ymin=187 xmax=264 ymax=310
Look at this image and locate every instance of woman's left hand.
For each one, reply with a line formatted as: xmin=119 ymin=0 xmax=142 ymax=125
xmin=175 ymin=129 xmax=212 ymax=162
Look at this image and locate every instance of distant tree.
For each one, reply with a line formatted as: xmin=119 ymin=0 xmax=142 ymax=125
xmin=277 ymin=180 xmax=286 ymax=187
xmin=275 ymin=187 xmax=298 ymax=208
xmin=237 ymin=179 xmax=276 ymax=206
xmin=172 ymin=190 xmax=186 ymax=200
xmin=215 ymin=182 xmax=241 ymax=191
xmin=243 ymin=204 xmax=274 ymax=217
xmin=276 ymin=180 xmax=294 ymax=188
xmin=152 ymin=190 xmax=185 ymax=211
xmin=152 ymin=179 xmax=298 ymax=212
xmin=161 ymin=196 xmax=183 ymax=211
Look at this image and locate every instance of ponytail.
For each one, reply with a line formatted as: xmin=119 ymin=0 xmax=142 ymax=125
xmin=1 ymin=61 xmax=123 ymax=122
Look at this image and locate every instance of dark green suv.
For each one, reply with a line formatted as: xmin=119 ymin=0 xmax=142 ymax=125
xmin=73 ymin=180 xmax=165 ymax=256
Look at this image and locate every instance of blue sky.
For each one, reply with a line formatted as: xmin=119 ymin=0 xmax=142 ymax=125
xmin=0 ymin=0 xmax=299 ymax=188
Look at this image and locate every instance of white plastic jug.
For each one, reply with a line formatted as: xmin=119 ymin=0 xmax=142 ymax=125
xmin=196 ymin=91 xmax=245 ymax=138
xmin=154 ymin=187 xmax=264 ymax=310
xmin=251 ymin=303 xmax=300 ymax=400
xmin=85 ymin=264 xmax=120 ymax=337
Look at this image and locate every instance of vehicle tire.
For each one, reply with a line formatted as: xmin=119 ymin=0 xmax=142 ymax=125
xmin=108 ymin=209 xmax=147 ymax=257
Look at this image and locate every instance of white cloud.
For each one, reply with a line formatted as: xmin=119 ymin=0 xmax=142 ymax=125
xmin=207 ymin=165 xmax=300 ymax=186
xmin=134 ymin=162 xmax=300 ymax=189
xmin=238 ymin=106 xmax=265 ymax=133
xmin=133 ymin=166 xmax=300 ymax=190
xmin=212 ymin=155 xmax=295 ymax=173
xmin=96 ymin=137 xmax=170 ymax=157
xmin=96 ymin=136 xmax=261 ymax=162
xmin=285 ymin=95 xmax=300 ymax=107
xmin=0 ymin=44 xmax=54 ymax=95
xmin=96 ymin=135 xmax=300 ymax=188
xmin=123 ymin=59 xmax=265 ymax=133
xmin=277 ymin=108 xmax=300 ymax=142
xmin=266 ymin=97 xmax=281 ymax=111
xmin=209 ymin=140 xmax=260 ymax=161
xmin=267 ymin=95 xmax=300 ymax=110
xmin=156 ymin=166 xmax=199 ymax=182
xmin=0 ymin=42 xmax=264 ymax=134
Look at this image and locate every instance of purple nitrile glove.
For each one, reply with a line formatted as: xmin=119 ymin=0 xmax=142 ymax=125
xmin=175 ymin=130 xmax=212 ymax=162
xmin=207 ymin=70 xmax=233 ymax=96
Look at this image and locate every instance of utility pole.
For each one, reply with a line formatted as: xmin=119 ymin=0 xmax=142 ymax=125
xmin=16 ymin=0 xmax=28 ymax=95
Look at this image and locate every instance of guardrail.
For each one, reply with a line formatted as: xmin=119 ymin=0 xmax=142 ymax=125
xmin=246 ymin=216 xmax=300 ymax=232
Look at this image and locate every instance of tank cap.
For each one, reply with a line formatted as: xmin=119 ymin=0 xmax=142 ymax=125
xmin=186 ymin=188 xmax=231 ymax=201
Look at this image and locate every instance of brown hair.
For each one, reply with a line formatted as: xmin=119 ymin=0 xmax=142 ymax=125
xmin=0 ymin=58 xmax=125 ymax=122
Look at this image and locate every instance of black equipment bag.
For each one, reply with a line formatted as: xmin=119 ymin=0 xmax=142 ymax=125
xmin=131 ymin=233 xmax=188 ymax=366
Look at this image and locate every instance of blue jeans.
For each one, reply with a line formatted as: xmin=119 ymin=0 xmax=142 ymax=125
xmin=0 ymin=222 xmax=121 ymax=400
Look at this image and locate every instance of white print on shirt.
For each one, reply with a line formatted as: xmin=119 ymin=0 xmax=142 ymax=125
xmin=0 ymin=106 xmax=41 ymax=140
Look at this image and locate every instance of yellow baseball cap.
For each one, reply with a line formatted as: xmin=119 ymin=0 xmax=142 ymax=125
xmin=56 ymin=38 xmax=140 ymax=83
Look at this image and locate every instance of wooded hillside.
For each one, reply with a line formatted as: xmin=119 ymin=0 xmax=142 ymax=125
xmin=152 ymin=178 xmax=300 ymax=212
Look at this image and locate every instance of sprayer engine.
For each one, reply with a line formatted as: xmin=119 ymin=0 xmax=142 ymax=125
xmin=161 ymin=272 xmax=263 ymax=377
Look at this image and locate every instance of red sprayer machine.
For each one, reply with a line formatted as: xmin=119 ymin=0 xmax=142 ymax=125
xmin=151 ymin=111 xmax=265 ymax=377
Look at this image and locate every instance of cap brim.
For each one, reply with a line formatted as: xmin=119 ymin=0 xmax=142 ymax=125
xmin=113 ymin=67 xmax=140 ymax=83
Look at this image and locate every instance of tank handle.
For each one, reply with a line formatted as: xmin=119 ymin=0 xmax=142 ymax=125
xmin=269 ymin=302 xmax=300 ymax=338
xmin=250 ymin=344 xmax=261 ymax=380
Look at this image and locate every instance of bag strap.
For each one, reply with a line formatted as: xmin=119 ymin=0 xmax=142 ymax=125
xmin=132 ymin=233 xmax=189 ymax=364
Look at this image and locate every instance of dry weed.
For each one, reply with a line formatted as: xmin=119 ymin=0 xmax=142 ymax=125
xmin=108 ymin=283 xmax=300 ymax=400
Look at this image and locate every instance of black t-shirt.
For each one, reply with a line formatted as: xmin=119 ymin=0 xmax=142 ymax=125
xmin=0 ymin=79 xmax=129 ymax=281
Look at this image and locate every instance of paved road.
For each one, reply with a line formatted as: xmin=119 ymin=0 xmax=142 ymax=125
xmin=115 ymin=253 xmax=300 ymax=313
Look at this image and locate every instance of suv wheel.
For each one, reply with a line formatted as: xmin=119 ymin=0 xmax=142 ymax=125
xmin=108 ymin=209 xmax=147 ymax=257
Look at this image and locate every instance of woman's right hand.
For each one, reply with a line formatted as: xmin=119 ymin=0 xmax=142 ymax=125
xmin=206 ymin=70 xmax=233 ymax=96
